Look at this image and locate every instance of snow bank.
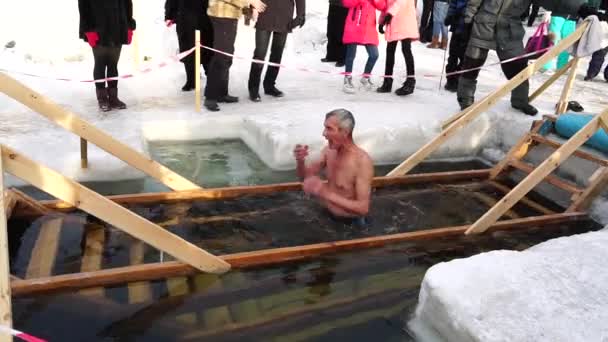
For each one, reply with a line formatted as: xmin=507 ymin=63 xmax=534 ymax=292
xmin=409 ymin=230 xmax=608 ymax=342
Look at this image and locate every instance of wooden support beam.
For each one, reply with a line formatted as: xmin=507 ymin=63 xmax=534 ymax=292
xmin=3 ymin=190 xmax=16 ymax=221
xmin=486 ymin=180 xmax=556 ymax=215
xmin=555 ymin=57 xmax=581 ymax=115
xmin=567 ymin=167 xmax=608 ymax=212
xmin=530 ymin=134 xmax=608 ymax=167
xmin=10 ymin=188 xmax=50 ymax=216
xmin=471 ymin=192 xmax=520 ymax=219
xmin=0 ymin=72 xmax=200 ymax=192
xmin=80 ymin=138 xmax=88 ymax=169
xmin=128 ymin=241 xmax=153 ymax=304
xmin=9 ymin=212 xmax=588 ymax=297
xmin=509 ymin=159 xmax=584 ymax=194
xmin=466 ymin=112 xmax=604 ymax=235
xmin=26 ymin=217 xmax=62 ymax=279
xmin=601 ymin=115 xmax=608 ymax=134
xmin=387 ymin=22 xmax=588 ymax=177
xmin=489 ymin=120 xmax=545 ymax=179
xmin=0 ymin=147 xmax=13 ymax=340
xmin=195 ymin=30 xmax=201 ymax=113
xmin=32 ymin=169 xmax=491 ymax=212
xmin=79 ymin=224 xmax=106 ymax=296
xmin=529 ymin=58 xmax=575 ymax=102
xmin=1 ymin=145 xmax=230 ymax=275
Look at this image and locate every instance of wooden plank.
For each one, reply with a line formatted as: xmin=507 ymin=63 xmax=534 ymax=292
xmin=25 ymin=217 xmax=63 ymax=279
xmin=0 ymin=147 xmax=13 ymax=339
xmin=79 ymin=224 xmax=105 ymax=296
xmin=471 ymin=192 xmax=520 ymax=219
xmin=9 ymin=211 xmax=588 ymax=297
xmin=3 ymin=190 xmax=17 ymax=221
xmin=195 ymin=30 xmax=201 ymax=112
xmin=387 ymin=22 xmax=588 ymax=177
xmin=530 ymin=134 xmax=608 ymax=167
xmin=466 ymin=112 xmax=604 ymax=235
xmin=529 ymin=58 xmax=575 ymax=102
xmin=486 ymin=180 xmax=556 ymax=215
xmin=489 ymin=120 xmax=545 ymax=179
xmin=34 ymin=169 xmax=491 ymax=212
xmin=128 ymin=241 xmax=153 ymax=304
xmin=509 ymin=159 xmax=584 ymax=194
xmin=1 ymin=145 xmax=231 ymax=275
xmin=0 ymin=72 xmax=200 ymax=192
xmin=80 ymin=138 xmax=88 ymax=169
xmin=601 ymin=115 xmax=608 ymax=134
xmin=567 ymin=167 xmax=608 ymax=212
xmin=555 ymin=57 xmax=581 ymax=115
xmin=10 ymin=188 xmax=50 ymax=216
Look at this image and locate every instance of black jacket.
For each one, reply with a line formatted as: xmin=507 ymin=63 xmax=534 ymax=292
xmin=255 ymin=0 xmax=306 ymax=33
xmin=79 ymin=0 xmax=136 ymax=46
xmin=165 ymin=0 xmax=210 ymax=27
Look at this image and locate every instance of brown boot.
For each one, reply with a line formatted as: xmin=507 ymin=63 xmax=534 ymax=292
xmin=440 ymin=36 xmax=448 ymax=50
xmin=108 ymin=87 xmax=127 ymax=110
xmin=95 ymin=88 xmax=111 ymax=112
xmin=427 ymin=36 xmax=439 ymax=49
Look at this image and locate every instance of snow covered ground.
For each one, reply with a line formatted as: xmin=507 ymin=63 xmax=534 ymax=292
xmin=1 ymin=2 xmax=608 ymax=341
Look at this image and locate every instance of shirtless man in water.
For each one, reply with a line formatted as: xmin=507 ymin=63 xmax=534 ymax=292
xmin=293 ymin=108 xmax=374 ymax=219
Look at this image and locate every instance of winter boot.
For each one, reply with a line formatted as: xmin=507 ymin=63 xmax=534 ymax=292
xmin=360 ymin=76 xmax=374 ymax=91
xmin=427 ymin=36 xmax=440 ymax=49
xmin=395 ymin=78 xmax=416 ymax=96
xmin=511 ymin=102 xmax=538 ymax=116
xmin=182 ymin=60 xmax=195 ymax=91
xmin=444 ymin=78 xmax=458 ymax=92
xmin=440 ymin=37 xmax=448 ymax=50
xmin=343 ymin=75 xmax=356 ymax=94
xmin=95 ymin=88 xmax=111 ymax=112
xmin=457 ymin=77 xmax=477 ymax=109
xmin=264 ymin=86 xmax=284 ymax=97
xmin=204 ymin=99 xmax=220 ymax=111
xmin=376 ymin=78 xmax=393 ymax=93
xmin=108 ymin=88 xmax=127 ymax=109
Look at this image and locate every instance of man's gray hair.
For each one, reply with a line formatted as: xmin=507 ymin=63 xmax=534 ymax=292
xmin=326 ymin=108 xmax=355 ymax=134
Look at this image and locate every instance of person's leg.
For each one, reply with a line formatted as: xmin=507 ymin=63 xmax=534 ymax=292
xmin=263 ymin=31 xmax=288 ymax=95
xmin=200 ymin=15 xmax=215 ymax=75
xmin=248 ymin=29 xmax=271 ymax=100
xmin=445 ymin=32 xmax=462 ymax=91
xmin=435 ymin=2 xmax=449 ymax=49
xmin=343 ymin=44 xmax=357 ymax=93
xmin=556 ymin=18 xmax=576 ymax=70
xmin=457 ymin=46 xmax=488 ymax=109
xmin=586 ymin=47 xmax=607 ymax=80
xmin=205 ymin=17 xmax=238 ymax=110
xmin=377 ymin=41 xmax=397 ymax=92
xmin=324 ymin=4 xmax=339 ymax=61
xmin=177 ymin=20 xmax=196 ymax=91
xmin=335 ymin=6 xmax=349 ymax=65
xmin=420 ymin=0 xmax=433 ymax=42
xmin=499 ymin=46 xmax=536 ymax=115
xmin=363 ymin=44 xmax=379 ymax=75
xmin=106 ymin=46 xmax=126 ymax=109
xmin=395 ymin=39 xmax=417 ymax=95
xmin=92 ymin=46 xmax=110 ymax=111
xmin=544 ymin=16 xmax=565 ymax=71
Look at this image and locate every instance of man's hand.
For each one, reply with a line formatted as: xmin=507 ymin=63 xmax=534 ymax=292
xmin=248 ymin=0 xmax=267 ymax=13
xmin=302 ymin=176 xmax=325 ymax=196
xmin=293 ymin=144 xmax=309 ymax=161
xmin=165 ymin=19 xmax=175 ymax=27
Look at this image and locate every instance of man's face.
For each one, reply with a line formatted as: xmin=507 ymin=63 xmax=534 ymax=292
xmin=323 ymin=116 xmax=348 ymax=149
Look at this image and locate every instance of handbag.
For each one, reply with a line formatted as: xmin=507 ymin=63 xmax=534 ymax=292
xmin=525 ymin=22 xmax=553 ymax=59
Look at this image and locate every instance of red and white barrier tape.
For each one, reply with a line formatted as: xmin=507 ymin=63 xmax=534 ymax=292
xmin=0 ymin=47 xmax=196 ymax=83
xmin=0 ymin=325 xmax=47 ymax=342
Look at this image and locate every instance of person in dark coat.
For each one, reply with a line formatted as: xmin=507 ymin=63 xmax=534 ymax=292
xmin=443 ymin=0 xmax=469 ymax=92
xmin=322 ymin=0 xmax=349 ymax=66
xmin=79 ymin=0 xmax=136 ymax=112
xmin=456 ymin=0 xmax=589 ymax=116
xmin=247 ymin=0 xmax=305 ymax=101
xmin=165 ymin=0 xmax=214 ymax=91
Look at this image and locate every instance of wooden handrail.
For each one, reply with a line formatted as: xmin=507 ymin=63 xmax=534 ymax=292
xmin=530 ymin=134 xmax=608 ymax=166
xmin=508 ymin=159 xmax=584 ymax=194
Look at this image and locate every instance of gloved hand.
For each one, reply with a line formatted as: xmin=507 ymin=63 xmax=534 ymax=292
xmin=165 ymin=19 xmax=175 ymax=27
xmin=444 ymin=14 xmax=456 ymax=26
xmin=85 ymin=31 xmax=99 ymax=48
xmin=382 ymin=13 xmax=393 ymax=26
xmin=127 ymin=29 xmax=134 ymax=44
xmin=378 ymin=22 xmax=385 ymax=34
xmin=289 ymin=15 xmax=305 ymax=30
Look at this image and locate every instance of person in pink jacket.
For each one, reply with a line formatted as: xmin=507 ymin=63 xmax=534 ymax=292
xmin=377 ymin=0 xmax=418 ymax=95
xmin=342 ymin=0 xmax=386 ymax=94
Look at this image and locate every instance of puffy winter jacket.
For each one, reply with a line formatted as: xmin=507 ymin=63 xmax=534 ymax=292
xmin=446 ymin=0 xmax=468 ymax=33
xmin=380 ymin=0 xmax=419 ymax=41
xmin=79 ymin=0 xmax=136 ymax=46
xmin=343 ymin=0 xmax=387 ymax=45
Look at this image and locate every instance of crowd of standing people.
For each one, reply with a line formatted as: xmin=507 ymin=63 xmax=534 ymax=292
xmin=78 ymin=0 xmax=608 ymax=115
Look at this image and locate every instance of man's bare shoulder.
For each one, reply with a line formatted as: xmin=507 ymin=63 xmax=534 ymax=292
xmin=354 ymin=146 xmax=373 ymax=169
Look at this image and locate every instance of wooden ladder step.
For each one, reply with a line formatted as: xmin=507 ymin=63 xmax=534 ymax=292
xmin=128 ymin=241 xmax=153 ymax=304
xmin=26 ymin=217 xmax=63 ymax=279
xmin=508 ymin=159 xmax=584 ymax=194
xmin=79 ymin=224 xmax=106 ymax=296
xmin=530 ymin=134 xmax=608 ymax=167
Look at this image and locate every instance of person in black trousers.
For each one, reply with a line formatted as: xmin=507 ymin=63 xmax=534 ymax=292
xmin=443 ymin=0 xmax=469 ymax=92
xmin=165 ymin=0 xmax=214 ymax=91
xmin=420 ymin=0 xmax=435 ymax=43
xmin=248 ymin=0 xmax=306 ymax=101
xmin=79 ymin=0 xmax=136 ymax=112
xmin=322 ymin=0 xmax=348 ymax=66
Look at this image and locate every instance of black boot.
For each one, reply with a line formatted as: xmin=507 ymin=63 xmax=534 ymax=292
xmin=376 ymin=78 xmax=393 ymax=93
xmin=264 ymin=86 xmax=284 ymax=97
xmin=512 ymin=102 xmax=538 ymax=116
xmin=182 ymin=60 xmax=194 ymax=91
xmin=95 ymin=88 xmax=111 ymax=112
xmin=204 ymin=99 xmax=220 ymax=111
xmin=444 ymin=79 xmax=458 ymax=92
xmin=108 ymin=88 xmax=127 ymax=109
xmin=395 ymin=78 xmax=416 ymax=96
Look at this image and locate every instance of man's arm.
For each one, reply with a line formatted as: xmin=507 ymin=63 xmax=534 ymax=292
xmin=296 ymin=146 xmax=326 ymax=181
xmin=319 ymin=156 xmax=373 ymax=216
xmin=464 ymin=0 xmax=483 ymax=23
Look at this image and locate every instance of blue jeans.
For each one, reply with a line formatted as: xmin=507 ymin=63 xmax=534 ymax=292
xmin=345 ymin=44 xmax=379 ymax=75
xmin=432 ymin=1 xmax=449 ymax=39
